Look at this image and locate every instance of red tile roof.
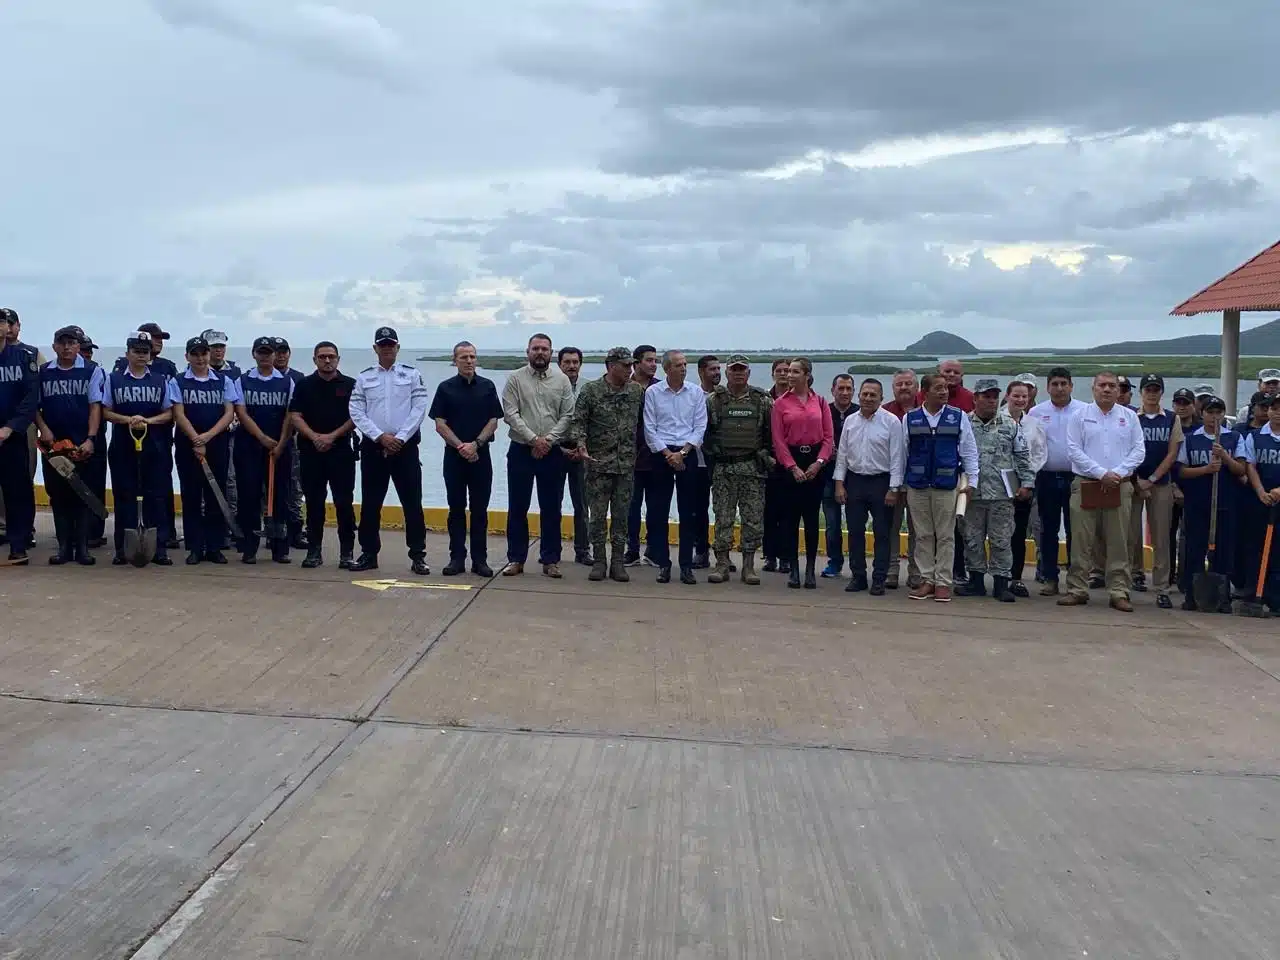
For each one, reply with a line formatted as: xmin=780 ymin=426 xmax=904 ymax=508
xmin=1171 ymin=240 xmax=1280 ymax=315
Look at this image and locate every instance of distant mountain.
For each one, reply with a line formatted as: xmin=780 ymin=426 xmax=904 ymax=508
xmin=1093 ymin=317 xmax=1280 ymax=355
xmin=903 ymin=330 xmax=979 ymax=355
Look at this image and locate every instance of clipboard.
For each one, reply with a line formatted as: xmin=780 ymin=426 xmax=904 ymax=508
xmin=1080 ymin=479 xmax=1121 ymax=510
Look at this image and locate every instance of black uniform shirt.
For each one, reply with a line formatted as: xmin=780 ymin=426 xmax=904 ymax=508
xmin=292 ymin=371 xmax=356 ymax=453
xmin=428 ymin=374 xmax=503 ymax=447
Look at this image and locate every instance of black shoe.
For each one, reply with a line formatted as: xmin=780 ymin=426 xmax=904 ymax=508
xmin=272 ymin=549 xmax=292 ymax=564
xmin=1132 ymin=573 xmax=1147 ymax=593
xmin=1010 ymin=580 xmax=1030 ymax=598
xmin=869 ymin=580 xmax=886 ymax=596
xmin=8 ymin=551 xmax=30 ymax=566
xmin=112 ymin=550 xmax=127 ymax=565
xmin=185 ymin=550 xmax=202 ymax=566
xmin=729 ymin=562 xmax=737 ymax=572
xmin=762 ymin=557 xmax=778 ymax=573
xmin=622 ymin=550 xmax=640 ymax=566
xmin=473 ymin=562 xmax=494 ymax=578
xmin=574 ymin=553 xmax=593 ymax=566
xmin=49 ymin=544 xmax=72 ymax=566
xmin=680 ymin=566 xmax=697 ymax=585
xmin=992 ymin=576 xmax=1016 ymax=602
xmin=410 ymin=558 xmax=430 ymax=576
xmin=205 ymin=550 xmax=227 ymax=565
xmin=657 ymin=565 xmax=672 ymax=583
xmin=787 ymin=565 xmax=801 ymax=589
xmin=152 ymin=553 xmax=173 ymax=566
xmin=290 ymin=531 xmax=309 ymax=550
xmin=165 ymin=536 xmax=182 ymax=550
xmin=89 ymin=537 xmax=108 ymax=549
xmin=338 ymin=552 xmax=354 ymax=570
xmin=692 ymin=552 xmax=710 ymax=569
xmin=301 ymin=549 xmax=323 ymax=569
xmin=845 ymin=576 xmax=868 ymax=593
xmin=779 ymin=559 xmax=792 ymax=574
xmin=1088 ymin=575 xmax=1105 ymax=590
xmin=956 ymin=579 xmax=987 ymax=597
xmin=75 ymin=542 xmax=96 ymax=566
xmin=1181 ymin=596 xmax=1197 ymax=611
xmin=803 ymin=564 xmax=816 ymax=589
xmin=1157 ymin=593 xmax=1172 ymax=609
xmin=350 ymin=554 xmax=378 ymax=572
xmin=442 ymin=558 xmax=465 ymax=576
xmin=241 ymin=553 xmax=257 ymax=564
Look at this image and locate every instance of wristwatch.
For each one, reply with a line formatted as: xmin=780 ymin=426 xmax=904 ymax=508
xmin=816 ymin=458 xmax=826 ymax=467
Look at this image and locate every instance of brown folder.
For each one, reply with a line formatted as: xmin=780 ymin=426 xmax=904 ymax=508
xmin=1080 ymin=479 xmax=1121 ymax=510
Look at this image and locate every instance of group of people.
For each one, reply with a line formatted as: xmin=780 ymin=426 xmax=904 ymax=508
xmin=2 ymin=308 xmax=1278 ymax=615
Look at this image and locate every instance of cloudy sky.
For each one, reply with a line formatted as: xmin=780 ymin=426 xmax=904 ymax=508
xmin=4 ymin=0 xmax=1279 ymax=352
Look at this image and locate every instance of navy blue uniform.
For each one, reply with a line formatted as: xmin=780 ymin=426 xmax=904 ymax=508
xmin=234 ymin=370 xmax=293 ymax=559
xmin=1177 ymin=428 xmax=1241 ymax=597
xmin=105 ymin=369 xmax=177 ymax=556
xmin=114 ymin=354 xmax=181 ymax=544
xmin=0 ymin=343 xmax=40 ymax=554
xmin=1243 ymin=428 xmax=1280 ymax=608
xmin=175 ymin=370 xmax=240 ymax=556
xmin=39 ymin=359 xmax=106 ymax=558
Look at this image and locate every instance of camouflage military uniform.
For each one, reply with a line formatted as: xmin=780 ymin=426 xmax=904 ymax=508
xmin=571 ymin=349 xmax=646 ymax=563
xmin=963 ymin=408 xmax=1034 ymax=580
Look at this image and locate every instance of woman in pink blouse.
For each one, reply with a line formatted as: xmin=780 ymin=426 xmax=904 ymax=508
xmin=771 ymin=357 xmax=834 ymax=588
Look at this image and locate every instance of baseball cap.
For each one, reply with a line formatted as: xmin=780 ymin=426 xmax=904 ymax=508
xmin=54 ymin=325 xmax=85 ymax=342
xmin=272 ymin=337 xmax=291 ymax=351
xmin=1013 ymin=373 xmax=1037 ymax=386
xmin=1250 ymin=390 xmax=1273 ymax=408
xmin=185 ymin=336 xmax=210 ymax=353
xmin=252 ymin=336 xmax=275 ymax=353
xmin=604 ymin=346 xmax=634 ymax=365
xmin=374 ymin=326 xmax=399 ymax=345
xmin=126 ymin=331 xmax=154 ymax=351
xmin=726 ymin=353 xmax=751 ymax=367
xmin=201 ymin=328 xmax=229 ymax=346
xmin=1263 ymin=393 xmax=1280 ymax=407
xmin=1172 ymin=388 xmax=1195 ymax=403
xmin=0 ymin=307 xmax=17 ymax=323
xmin=1258 ymin=368 xmax=1280 ymax=383
xmin=1139 ymin=373 xmax=1164 ymax=391
xmin=137 ymin=322 xmax=170 ymax=341
xmin=79 ymin=336 xmax=98 ymax=350
xmin=1202 ymin=396 xmax=1227 ymax=412
xmin=973 ymin=377 xmax=1001 ymax=394
xmin=1192 ymin=382 xmax=1215 ymax=397
xmin=1116 ymin=375 xmax=1132 ymax=390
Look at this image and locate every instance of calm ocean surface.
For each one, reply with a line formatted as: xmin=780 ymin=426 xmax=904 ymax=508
xmin=69 ymin=348 xmax=1259 ymax=512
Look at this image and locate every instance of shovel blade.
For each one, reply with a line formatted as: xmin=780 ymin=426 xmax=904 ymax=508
xmin=123 ymin=527 xmax=156 ymax=568
xmin=1192 ymin=570 xmax=1232 ymax=614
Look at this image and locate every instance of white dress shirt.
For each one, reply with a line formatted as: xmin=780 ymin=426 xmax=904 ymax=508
xmin=644 ymin=378 xmax=708 ymax=452
xmin=1009 ymin=412 xmax=1048 ymax=475
xmin=1066 ymin=401 xmax=1146 ymax=478
xmin=350 ymin=362 xmax=429 ymax=441
xmin=834 ymin=406 xmax=905 ymax=487
xmin=1029 ymin=398 xmax=1087 ymax=472
xmin=900 ymin=404 xmax=981 ymax=490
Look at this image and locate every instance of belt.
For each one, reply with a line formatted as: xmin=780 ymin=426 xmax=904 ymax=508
xmin=792 ymin=444 xmax=814 ymax=454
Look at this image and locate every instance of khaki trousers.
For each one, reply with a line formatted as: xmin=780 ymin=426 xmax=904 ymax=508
xmin=1127 ymin=482 xmax=1174 ymax=593
xmin=1065 ymin=477 xmax=1132 ymax=600
xmin=906 ymin=486 xmax=959 ymax=587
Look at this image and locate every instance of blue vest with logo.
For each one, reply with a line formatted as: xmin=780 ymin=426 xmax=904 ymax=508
xmin=0 ymin=343 xmax=37 ymax=429
xmin=240 ymin=374 xmax=291 ymax=440
xmin=1136 ymin=409 xmax=1176 ymax=483
xmin=1182 ymin=429 xmax=1240 ymax=506
xmin=905 ymin=406 xmax=962 ymax=490
xmin=39 ymin=362 xmax=97 ymax=444
xmin=212 ymin=360 xmax=242 ymax=382
xmin=178 ymin=372 xmax=230 ymax=435
xmin=1252 ymin=430 xmax=1280 ymax=490
xmin=108 ymin=369 xmax=168 ymax=452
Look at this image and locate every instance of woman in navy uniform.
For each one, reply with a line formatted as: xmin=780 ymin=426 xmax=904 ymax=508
xmin=35 ymin=325 xmax=106 ymax=565
xmin=233 ymin=336 xmax=295 ymax=564
xmin=1175 ymin=396 xmax=1246 ymax=610
xmin=173 ymin=336 xmax=241 ymax=565
xmin=1242 ymin=394 xmax=1280 ymax=612
xmin=102 ymin=331 xmax=181 ymax=565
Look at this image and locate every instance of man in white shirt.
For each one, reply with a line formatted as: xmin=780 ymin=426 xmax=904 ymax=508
xmin=1029 ymin=366 xmax=1087 ymax=595
xmin=1060 ymin=371 xmax=1146 ymax=610
xmin=643 ymin=350 xmax=708 ymax=584
xmin=833 ymin=378 xmax=904 ymax=595
xmin=557 ymin=346 xmax=592 ymax=565
xmin=348 ymin=326 xmax=430 ymax=575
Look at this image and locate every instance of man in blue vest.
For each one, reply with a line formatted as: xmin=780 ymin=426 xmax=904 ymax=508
xmin=102 ymin=331 xmax=182 ymax=565
xmin=172 ymin=336 xmax=241 ymax=565
xmin=902 ymin=372 xmax=979 ymax=602
xmin=1241 ymin=393 xmax=1280 ymax=612
xmin=1130 ymin=374 xmax=1182 ymax=608
xmin=272 ymin=337 xmax=309 ymax=550
xmin=35 ymin=326 xmax=107 ymax=565
xmin=201 ymin=329 xmax=241 ymax=547
xmin=234 ymin=336 xmax=295 ymax=564
xmin=0 ymin=307 xmax=40 ymax=564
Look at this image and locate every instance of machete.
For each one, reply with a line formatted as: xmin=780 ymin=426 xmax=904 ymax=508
xmin=46 ymin=454 xmax=108 ymax=519
xmin=196 ymin=451 xmax=242 ymax=539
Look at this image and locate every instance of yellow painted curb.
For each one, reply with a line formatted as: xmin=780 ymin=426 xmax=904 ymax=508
xmin=33 ymin=483 xmax=1153 ymax=569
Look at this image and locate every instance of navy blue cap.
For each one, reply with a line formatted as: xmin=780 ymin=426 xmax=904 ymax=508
xmin=374 ymin=326 xmax=399 ymax=344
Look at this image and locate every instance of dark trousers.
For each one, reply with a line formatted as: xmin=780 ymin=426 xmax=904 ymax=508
xmin=44 ymin=453 xmax=91 ymax=548
xmin=1170 ymin=501 xmax=1184 ymax=584
xmin=232 ymin=440 xmax=292 ymax=557
xmin=844 ymin=472 xmax=892 ymax=581
xmin=358 ymin=437 xmax=425 ymax=559
xmin=175 ymin=438 xmax=230 ymax=555
xmin=1180 ymin=500 xmax=1236 ymax=594
xmin=627 ymin=468 xmax=661 ymax=558
xmin=785 ymin=448 xmax=824 ymax=565
xmin=1011 ymin=496 xmax=1033 ymax=580
xmin=0 ymin=435 xmax=35 ymax=551
xmin=1233 ymin=491 xmax=1269 ymax=593
xmin=443 ymin=448 xmax=492 ymax=563
xmin=108 ymin=437 xmax=170 ymax=552
xmin=649 ymin=450 xmax=699 ymax=569
xmin=1036 ymin=470 xmax=1074 ymax=579
xmin=507 ymin=443 xmax=567 ymax=565
xmin=822 ymin=478 xmax=844 ymax=568
xmin=763 ymin=469 xmax=788 ymax=560
xmin=84 ymin=445 xmax=108 ymax=541
xmin=156 ymin=427 xmax=178 ymax=541
xmin=566 ymin=458 xmax=589 ymax=559
xmin=300 ymin=446 xmax=356 ymax=555
xmin=692 ymin=462 xmax=712 ymax=555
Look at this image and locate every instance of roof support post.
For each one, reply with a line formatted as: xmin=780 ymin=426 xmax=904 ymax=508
xmin=1221 ymin=308 xmax=1241 ymax=413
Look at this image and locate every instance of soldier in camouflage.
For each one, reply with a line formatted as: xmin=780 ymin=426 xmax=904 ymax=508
xmin=958 ymin=379 xmax=1035 ymax=602
xmin=570 ymin=347 xmax=646 ymax=582
xmin=703 ymin=354 xmax=774 ymax=584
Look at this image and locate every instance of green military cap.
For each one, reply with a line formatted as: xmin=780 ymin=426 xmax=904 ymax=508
xmin=605 ymin=346 xmax=634 ymax=365
xmin=726 ymin=353 xmax=751 ymax=367
xmin=973 ymin=377 xmax=1001 ymax=394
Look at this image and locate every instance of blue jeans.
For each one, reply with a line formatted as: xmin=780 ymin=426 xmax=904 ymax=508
xmin=506 ymin=443 xmax=568 ymax=564
xmin=627 ymin=468 xmax=661 ymax=558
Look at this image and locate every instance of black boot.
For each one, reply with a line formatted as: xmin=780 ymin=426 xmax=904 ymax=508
xmin=787 ymin=562 xmax=801 ymax=589
xmin=48 ymin=514 xmax=73 ymax=566
xmin=74 ymin=517 xmax=95 ymax=566
xmin=992 ymin=576 xmax=1016 ymax=602
xmin=338 ymin=549 xmax=354 ymax=570
xmin=301 ymin=547 xmax=323 ymax=569
xmin=762 ymin=556 xmax=778 ymax=573
xmin=803 ymin=559 xmax=817 ymax=589
xmin=956 ymin=575 xmax=987 ymax=597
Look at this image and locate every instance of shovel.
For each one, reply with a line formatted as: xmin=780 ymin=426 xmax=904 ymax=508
xmin=1192 ymin=466 xmax=1232 ymax=613
xmin=122 ymin=423 xmax=156 ymax=567
xmin=1237 ymin=505 xmax=1276 ymax=618
xmin=263 ymin=453 xmax=287 ymax=545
